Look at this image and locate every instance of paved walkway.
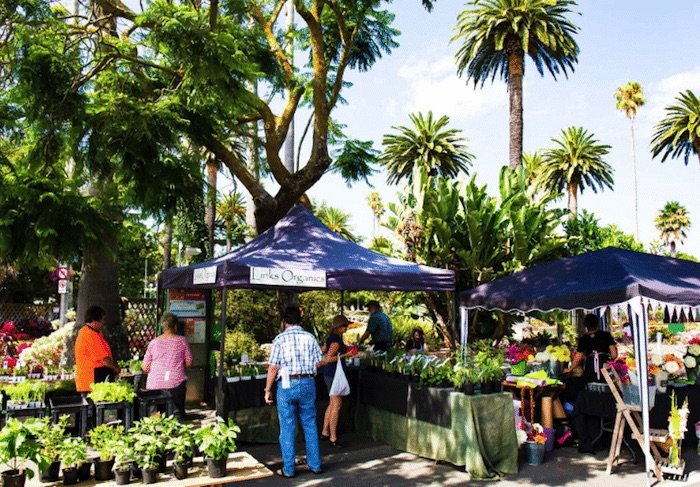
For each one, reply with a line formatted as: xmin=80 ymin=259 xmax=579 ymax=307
xmin=240 ymin=434 xmax=700 ymax=486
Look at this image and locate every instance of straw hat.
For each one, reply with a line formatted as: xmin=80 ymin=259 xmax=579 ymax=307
xmin=331 ymin=315 xmax=351 ymax=331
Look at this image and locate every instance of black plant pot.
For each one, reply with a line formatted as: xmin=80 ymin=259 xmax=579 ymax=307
xmin=115 ymin=469 xmax=130 ymax=486
xmin=62 ymin=468 xmax=79 ymax=486
xmin=41 ymin=461 xmax=61 ymax=483
xmin=206 ymin=458 xmax=227 ymax=478
xmin=173 ymin=463 xmax=188 ymax=480
xmin=480 ymin=381 xmax=493 ymax=394
xmin=461 ymin=382 xmax=475 ymax=395
xmin=140 ymin=468 xmax=158 ymax=485
xmin=78 ymin=462 xmax=92 ymax=481
xmin=2 ymin=470 xmax=26 ymax=487
xmin=131 ymin=463 xmax=142 ymax=479
xmin=94 ymin=459 xmax=115 ymax=481
xmin=491 ymin=380 xmax=503 ymax=393
xmin=157 ymin=455 xmax=167 ymax=474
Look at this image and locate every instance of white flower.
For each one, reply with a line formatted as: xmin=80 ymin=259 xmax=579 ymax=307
xmin=689 ymin=345 xmax=700 ymax=356
xmin=535 ymin=352 xmax=550 ymax=362
xmin=664 ymin=361 xmax=680 ymax=374
xmin=684 ymin=356 xmax=697 ymax=369
xmin=651 ymin=354 xmax=664 ymax=366
xmin=516 ymin=429 xmax=528 ymax=446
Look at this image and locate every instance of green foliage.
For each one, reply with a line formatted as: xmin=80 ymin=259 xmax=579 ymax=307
xmin=37 ymin=416 xmax=68 ymax=463
xmin=0 ymin=418 xmax=47 ymax=477
xmin=224 ymin=330 xmax=261 ymax=364
xmin=194 ymin=419 xmax=240 ymax=461
xmin=118 ymin=219 xmax=162 ymax=297
xmin=654 ymin=201 xmax=691 ymax=254
xmin=58 ymin=437 xmax=87 ymax=470
xmin=112 ymin=438 xmax=135 ymax=472
xmin=314 ymin=203 xmax=360 ymax=243
xmin=615 ymin=82 xmax=645 ymax=120
xmin=332 ymin=139 xmax=379 ymax=187
xmin=223 ymin=289 xmax=278 ymax=342
xmin=3 ymin=380 xmax=46 ymax=404
xmin=89 ymin=424 xmax=125 ymax=461
xmin=418 ymin=361 xmax=453 ymax=386
xmin=391 ymin=316 xmax=441 ymax=351
xmin=130 ymin=414 xmax=181 ymax=469
xmin=167 ymin=426 xmax=195 ymax=465
xmin=565 ymin=210 xmax=644 ymax=255
xmin=87 ymin=382 xmax=136 ymax=404
xmin=651 ymin=90 xmax=700 ymax=166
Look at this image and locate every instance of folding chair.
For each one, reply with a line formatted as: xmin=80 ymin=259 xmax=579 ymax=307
xmin=601 ymin=364 xmax=666 ymax=482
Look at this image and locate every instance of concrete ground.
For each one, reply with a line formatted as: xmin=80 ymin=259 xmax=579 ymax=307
xmin=239 ymin=433 xmax=700 ymax=487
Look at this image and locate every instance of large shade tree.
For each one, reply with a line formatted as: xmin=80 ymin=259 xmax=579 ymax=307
xmin=614 ymin=81 xmax=645 ymax=239
xmin=654 ymin=201 xmax=691 ymax=257
xmin=453 ymin=0 xmax=579 ymax=169
xmin=538 ymin=126 xmax=613 ymax=216
xmin=651 ymin=90 xmax=700 ymax=166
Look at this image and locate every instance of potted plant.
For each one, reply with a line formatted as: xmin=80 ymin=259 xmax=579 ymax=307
xmin=87 ymin=381 xmax=136 ymax=404
xmin=89 ymin=424 xmax=124 ymax=480
xmin=166 ymin=426 xmax=194 ymax=480
xmin=37 ymin=416 xmax=69 ymax=482
xmin=3 ymin=381 xmax=45 ymax=409
xmin=0 ymin=418 xmax=47 ymax=487
xmin=59 ymin=437 xmax=87 ymax=485
xmin=132 ymin=434 xmax=159 ymax=485
xmin=130 ymin=414 xmax=180 ymax=480
xmin=194 ymin=418 xmax=240 ymax=478
xmin=112 ymin=440 xmax=135 ymax=486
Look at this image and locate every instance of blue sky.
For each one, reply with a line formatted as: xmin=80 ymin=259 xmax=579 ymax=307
xmin=219 ymin=1 xmax=700 ymax=256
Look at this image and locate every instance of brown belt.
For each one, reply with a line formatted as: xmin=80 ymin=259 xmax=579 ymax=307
xmin=289 ymin=374 xmax=314 ymax=379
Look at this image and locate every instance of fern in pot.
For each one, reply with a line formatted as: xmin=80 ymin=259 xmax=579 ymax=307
xmin=59 ymin=437 xmax=87 ymax=486
xmin=0 ymin=418 xmax=47 ymax=487
xmin=194 ymin=418 xmax=240 ymax=478
xmin=89 ymin=424 xmax=124 ymax=480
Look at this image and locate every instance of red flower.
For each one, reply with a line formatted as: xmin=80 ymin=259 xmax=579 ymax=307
xmin=14 ymin=333 xmax=31 ymax=341
xmin=1 ymin=322 xmax=16 ymax=335
xmin=16 ymin=343 xmax=32 ymax=355
xmin=1 ymin=357 xmax=17 ymax=369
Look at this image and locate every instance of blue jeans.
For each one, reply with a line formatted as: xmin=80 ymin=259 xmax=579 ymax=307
xmin=276 ymin=377 xmax=322 ymax=476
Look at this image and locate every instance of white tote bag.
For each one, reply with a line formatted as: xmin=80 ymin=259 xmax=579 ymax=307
xmin=329 ymin=354 xmax=351 ymax=396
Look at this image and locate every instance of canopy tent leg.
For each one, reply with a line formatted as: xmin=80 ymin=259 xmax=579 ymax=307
xmin=459 ymin=307 xmax=469 ymax=362
xmin=216 ymin=287 xmax=228 ymax=420
xmin=340 ymin=290 xmax=345 ymax=314
xmin=630 ymin=301 xmax=654 ymax=485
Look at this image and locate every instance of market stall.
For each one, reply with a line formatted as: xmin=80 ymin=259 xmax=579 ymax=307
xmin=460 ymin=246 xmax=700 ymax=482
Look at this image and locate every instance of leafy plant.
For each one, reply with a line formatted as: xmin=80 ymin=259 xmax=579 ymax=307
xmin=167 ymin=424 xmax=195 ymax=464
xmin=4 ymin=381 xmax=46 ymax=404
xmin=89 ymin=424 xmax=124 ymax=461
xmin=58 ymin=437 xmax=87 ymax=470
xmin=419 ymin=361 xmax=453 ymax=386
xmin=37 ymin=416 xmax=69 ymax=463
xmin=0 ymin=418 xmax=48 ymax=477
xmin=87 ymin=381 xmax=136 ymax=403
xmin=112 ymin=439 xmax=135 ymax=473
xmin=130 ymin=413 xmax=181 ymax=469
xmin=194 ymin=419 xmax=240 ymax=461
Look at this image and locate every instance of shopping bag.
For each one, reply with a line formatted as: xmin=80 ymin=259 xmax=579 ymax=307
xmin=329 ymin=354 xmax=351 ymax=396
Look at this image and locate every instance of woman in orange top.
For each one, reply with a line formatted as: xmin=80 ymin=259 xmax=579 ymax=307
xmin=74 ymin=306 xmax=121 ymax=393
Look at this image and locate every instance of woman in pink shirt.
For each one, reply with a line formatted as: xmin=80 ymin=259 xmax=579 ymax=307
xmin=142 ymin=314 xmax=192 ymax=420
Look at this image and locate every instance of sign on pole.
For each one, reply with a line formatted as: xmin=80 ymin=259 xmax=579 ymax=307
xmin=58 ymin=280 xmax=68 ymax=294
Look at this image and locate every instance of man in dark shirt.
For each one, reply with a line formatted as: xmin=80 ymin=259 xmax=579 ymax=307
xmin=566 ymin=314 xmax=617 ymax=382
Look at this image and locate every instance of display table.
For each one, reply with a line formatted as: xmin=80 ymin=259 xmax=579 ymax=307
xmin=358 ymin=371 xmax=518 ymax=480
xmin=502 ymin=381 xmax=565 ymax=426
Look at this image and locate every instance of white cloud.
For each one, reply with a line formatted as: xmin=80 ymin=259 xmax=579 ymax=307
xmin=396 ymin=55 xmax=507 ymax=120
xmin=644 ymin=67 xmax=700 ymax=127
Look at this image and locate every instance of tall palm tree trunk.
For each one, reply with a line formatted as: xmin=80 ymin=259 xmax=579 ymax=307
xmin=567 ymin=181 xmax=578 ymax=216
xmin=205 ymin=155 xmax=217 ymax=257
xmin=162 ymin=222 xmax=173 ymax=270
xmin=630 ymin=118 xmax=640 ymax=240
xmin=507 ymin=41 xmax=524 ymax=169
xmin=670 ymin=240 xmax=677 ymax=257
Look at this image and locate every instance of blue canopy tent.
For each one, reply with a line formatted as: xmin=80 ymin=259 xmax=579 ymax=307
xmin=162 ymin=204 xmax=455 ymax=292
xmin=162 ymin=204 xmax=455 ymax=416
xmin=459 ymin=247 xmax=700 ymax=482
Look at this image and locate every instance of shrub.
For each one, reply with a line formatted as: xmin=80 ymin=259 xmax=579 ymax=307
xmin=224 ymin=330 xmax=261 ymax=364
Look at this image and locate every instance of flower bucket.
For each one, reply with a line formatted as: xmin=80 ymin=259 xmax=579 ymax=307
xmin=621 ymin=384 xmax=656 ymax=409
xmin=543 ymin=428 xmax=556 ymax=452
xmin=524 ymin=441 xmax=545 ymax=466
xmin=511 ymin=360 xmax=527 ymax=376
xmin=546 ymin=361 xmax=564 ymax=379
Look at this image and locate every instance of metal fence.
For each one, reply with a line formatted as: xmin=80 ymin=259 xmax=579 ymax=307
xmin=0 ymin=303 xmax=55 ymax=324
xmin=122 ymin=298 xmax=158 ymax=359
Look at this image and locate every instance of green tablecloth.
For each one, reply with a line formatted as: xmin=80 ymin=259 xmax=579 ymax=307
xmin=357 ymin=391 xmax=518 ymax=480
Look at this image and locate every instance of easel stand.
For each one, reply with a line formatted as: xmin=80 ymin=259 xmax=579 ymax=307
xmin=601 ymin=365 xmax=668 ymax=482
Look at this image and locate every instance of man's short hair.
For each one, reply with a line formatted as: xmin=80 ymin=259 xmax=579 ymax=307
xmin=583 ymin=313 xmax=600 ymax=330
xmin=84 ymin=305 xmax=106 ymax=324
xmin=283 ymin=306 xmax=302 ymax=325
xmin=367 ymin=300 xmax=381 ymax=310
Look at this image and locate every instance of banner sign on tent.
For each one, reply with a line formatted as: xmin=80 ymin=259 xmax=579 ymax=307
xmin=250 ymin=266 xmax=326 ymax=288
xmin=192 ymin=266 xmax=217 ymax=285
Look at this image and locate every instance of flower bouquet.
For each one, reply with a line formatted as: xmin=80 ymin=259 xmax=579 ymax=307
xmin=507 ymin=344 xmax=535 ymax=376
xmin=683 ymin=340 xmax=700 ymax=384
xmin=666 ymin=392 xmax=689 ymax=473
xmin=519 ymin=421 xmax=547 ymax=465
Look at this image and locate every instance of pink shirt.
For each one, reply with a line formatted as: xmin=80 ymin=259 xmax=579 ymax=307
xmin=143 ymin=335 xmax=192 ymax=390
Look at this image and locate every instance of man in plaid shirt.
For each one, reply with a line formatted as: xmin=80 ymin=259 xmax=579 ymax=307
xmin=265 ymin=306 xmax=323 ymax=478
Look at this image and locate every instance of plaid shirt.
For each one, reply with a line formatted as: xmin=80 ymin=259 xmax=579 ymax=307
xmin=269 ymin=325 xmax=323 ymax=376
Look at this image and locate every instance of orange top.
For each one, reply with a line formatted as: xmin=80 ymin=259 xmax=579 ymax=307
xmin=74 ymin=325 xmax=112 ymax=392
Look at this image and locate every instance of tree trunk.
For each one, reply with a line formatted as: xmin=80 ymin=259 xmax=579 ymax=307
xmin=670 ymin=240 xmax=677 ymax=257
xmin=205 ymin=156 xmax=217 ymax=257
xmin=506 ymin=39 xmax=524 ymax=169
xmin=423 ymin=291 xmax=455 ymax=349
xmin=567 ymin=181 xmax=578 ymax=217
xmin=162 ymin=222 xmax=173 ymax=270
xmin=283 ymin=0 xmax=295 ymax=173
xmin=70 ymin=232 xmax=130 ymax=364
xmin=630 ymin=118 xmax=640 ymax=240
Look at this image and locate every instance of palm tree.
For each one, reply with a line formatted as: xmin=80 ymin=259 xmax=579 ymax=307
xmin=654 ymin=201 xmax=691 ymax=257
xmin=615 ymin=81 xmax=645 ymax=239
xmin=538 ymin=127 xmax=613 ymax=217
xmin=366 ymin=191 xmax=385 ymax=237
xmin=453 ymin=0 xmax=579 ymax=169
xmin=315 ymin=203 xmax=359 ymax=243
xmin=651 ymin=90 xmax=700 ymax=166
xmin=380 ymin=111 xmax=473 ymax=186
